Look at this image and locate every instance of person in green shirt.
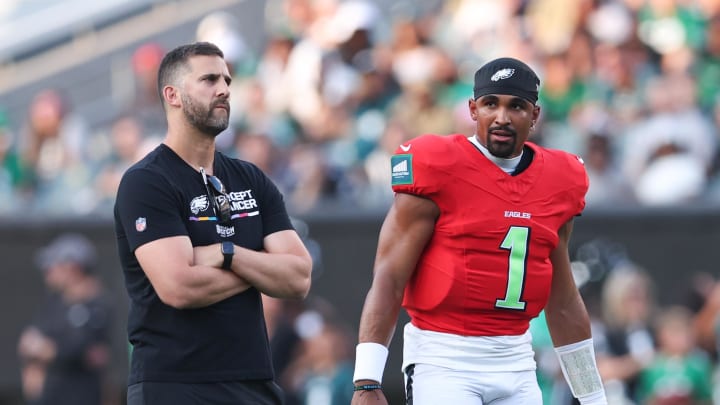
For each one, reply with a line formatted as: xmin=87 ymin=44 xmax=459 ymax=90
xmin=637 ymin=306 xmax=713 ymax=405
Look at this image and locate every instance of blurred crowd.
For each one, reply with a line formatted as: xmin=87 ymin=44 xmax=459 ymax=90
xmin=7 ymin=1 xmax=720 ymax=404
xmin=531 ymin=238 xmax=720 ymax=405
xmin=205 ymin=237 xmax=720 ymax=405
xmin=18 ymin=233 xmax=115 ymax=405
xmin=18 ymin=231 xmax=720 ymax=405
xmin=1 ymin=0 xmax=720 ymax=217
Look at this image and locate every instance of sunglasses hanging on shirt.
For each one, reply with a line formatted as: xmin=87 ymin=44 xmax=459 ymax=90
xmin=200 ymin=167 xmax=232 ymax=224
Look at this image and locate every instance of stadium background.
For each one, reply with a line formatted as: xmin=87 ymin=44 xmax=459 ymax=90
xmin=1 ymin=0 xmax=720 ymax=404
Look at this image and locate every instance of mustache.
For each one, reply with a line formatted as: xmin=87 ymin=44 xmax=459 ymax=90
xmin=212 ymin=99 xmax=230 ymax=110
xmin=488 ymin=125 xmax=516 ymax=136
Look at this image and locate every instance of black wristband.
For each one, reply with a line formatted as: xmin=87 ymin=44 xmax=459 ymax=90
xmin=354 ymin=384 xmax=382 ymax=392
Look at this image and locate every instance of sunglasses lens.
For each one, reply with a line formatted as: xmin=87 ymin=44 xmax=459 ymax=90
xmin=208 ymin=175 xmax=225 ymax=194
xmin=203 ymin=174 xmax=231 ymax=223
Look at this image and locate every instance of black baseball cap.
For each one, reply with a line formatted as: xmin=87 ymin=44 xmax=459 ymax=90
xmin=473 ymin=57 xmax=540 ymax=104
xmin=36 ymin=233 xmax=97 ymax=273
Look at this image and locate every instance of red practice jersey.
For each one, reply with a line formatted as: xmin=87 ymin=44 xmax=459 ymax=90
xmin=391 ymin=134 xmax=588 ymax=336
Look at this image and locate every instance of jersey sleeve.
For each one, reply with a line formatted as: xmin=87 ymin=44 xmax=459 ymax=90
xmin=114 ymin=167 xmax=188 ymax=252
xmin=562 ymin=152 xmax=589 ymax=218
xmin=390 ymin=135 xmax=446 ymax=198
xmin=248 ymin=163 xmax=294 ymax=236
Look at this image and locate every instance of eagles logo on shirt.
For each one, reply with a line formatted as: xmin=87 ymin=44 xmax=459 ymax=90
xmin=190 ymin=195 xmax=210 ymax=215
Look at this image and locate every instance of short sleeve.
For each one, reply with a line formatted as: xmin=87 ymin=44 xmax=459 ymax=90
xmin=250 ymin=164 xmax=293 ymax=236
xmin=568 ymin=154 xmax=589 ymax=216
xmin=114 ymin=168 xmax=188 ymax=252
xmin=390 ymin=135 xmax=445 ymax=198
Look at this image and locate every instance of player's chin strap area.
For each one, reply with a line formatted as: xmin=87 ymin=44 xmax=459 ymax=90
xmin=554 ymin=338 xmax=608 ymax=405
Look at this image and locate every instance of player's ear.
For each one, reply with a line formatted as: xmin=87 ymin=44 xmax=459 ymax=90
xmin=532 ymin=104 xmax=540 ymax=122
xmin=468 ymin=98 xmax=478 ymax=121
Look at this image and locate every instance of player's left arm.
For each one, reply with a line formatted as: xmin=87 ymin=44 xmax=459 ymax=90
xmin=545 ymin=218 xmax=591 ymax=344
xmin=546 ymin=218 xmax=607 ymax=405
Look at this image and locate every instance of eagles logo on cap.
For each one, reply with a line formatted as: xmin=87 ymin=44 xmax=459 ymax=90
xmin=491 ymin=68 xmax=515 ymax=81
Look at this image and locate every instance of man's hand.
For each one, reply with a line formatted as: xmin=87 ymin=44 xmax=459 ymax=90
xmin=351 ymin=380 xmax=388 ymax=405
xmin=18 ymin=328 xmax=56 ymax=362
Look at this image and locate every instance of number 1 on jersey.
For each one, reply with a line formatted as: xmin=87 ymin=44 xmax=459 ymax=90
xmin=495 ymin=226 xmax=529 ymax=310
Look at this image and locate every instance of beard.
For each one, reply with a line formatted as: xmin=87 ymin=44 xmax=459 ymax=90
xmin=181 ymin=93 xmax=229 ymax=136
xmin=486 ymin=138 xmax=517 ymax=158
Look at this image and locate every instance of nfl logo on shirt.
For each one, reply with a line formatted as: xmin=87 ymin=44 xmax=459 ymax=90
xmin=135 ymin=217 xmax=147 ymax=232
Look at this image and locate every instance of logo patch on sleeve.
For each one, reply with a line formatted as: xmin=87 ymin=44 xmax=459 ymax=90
xmin=391 ymin=154 xmax=413 ymax=185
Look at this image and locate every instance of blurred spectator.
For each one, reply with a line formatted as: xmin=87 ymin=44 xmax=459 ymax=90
xmin=262 ymin=294 xmax=306 ymax=404
xmin=264 ymin=218 xmax=325 ymax=404
xmin=282 ymin=300 xmax=354 ymax=405
xmin=281 ymin=0 xmax=342 ymax=138
xmin=538 ymin=54 xmax=586 ymax=124
xmin=695 ymin=15 xmax=720 ymax=111
xmin=17 ymin=233 xmax=114 ymax=405
xmin=704 ymin=96 xmax=720 ymax=201
xmin=390 ymin=18 xmax=438 ymax=89
xmin=636 ymin=306 xmax=714 ymax=405
xmin=596 ymin=265 xmax=657 ymax=404
xmin=264 ymin=0 xmax=329 ymax=40
xmin=525 ymin=0 xmax=586 ymax=55
xmin=636 ymin=0 xmax=706 ymax=55
xmin=281 ymin=143 xmax=340 ymax=213
xmin=634 ymin=141 xmax=708 ymax=206
xmin=196 ymin=11 xmax=251 ymax=75
xmin=693 ymin=277 xmax=720 ymax=356
xmin=322 ymin=0 xmax=380 ymax=108
xmin=232 ymin=131 xmax=286 ymax=179
xmin=692 ymin=275 xmax=720 ymax=404
xmin=389 ymin=81 xmax=455 ymax=137
xmin=583 ymin=131 xmax=636 ymax=206
xmin=586 ymin=1 xmax=635 ymax=47
xmin=432 ymin=0 xmax=523 ymax=59
xmin=5 ymin=0 xmax=720 ymax=216
xmin=127 ymin=42 xmax=167 ymax=139
xmin=346 ymin=46 xmax=402 ymax=161
xmin=621 ymin=73 xmax=716 ymax=205
xmin=253 ymin=34 xmax=298 ymax=145
xmin=92 ymin=115 xmax=148 ymax=215
xmin=0 ymin=110 xmax=29 ymax=213
xmin=232 ymin=78 xmax=298 ymax=148
xmin=17 ymin=89 xmax=94 ymax=215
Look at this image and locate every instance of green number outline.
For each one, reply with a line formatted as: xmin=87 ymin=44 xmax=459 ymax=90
xmin=495 ymin=226 xmax=529 ymax=310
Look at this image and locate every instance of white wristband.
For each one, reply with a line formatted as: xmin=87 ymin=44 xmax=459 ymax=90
xmin=353 ymin=342 xmax=388 ymax=383
xmin=554 ymin=338 xmax=606 ymax=403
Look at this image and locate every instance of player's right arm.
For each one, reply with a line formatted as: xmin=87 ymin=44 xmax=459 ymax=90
xmin=352 ymin=192 xmax=438 ymax=405
xmin=135 ymin=237 xmax=250 ymax=309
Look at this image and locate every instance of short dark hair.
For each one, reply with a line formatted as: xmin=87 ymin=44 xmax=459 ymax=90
xmin=156 ymin=42 xmax=225 ymax=105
